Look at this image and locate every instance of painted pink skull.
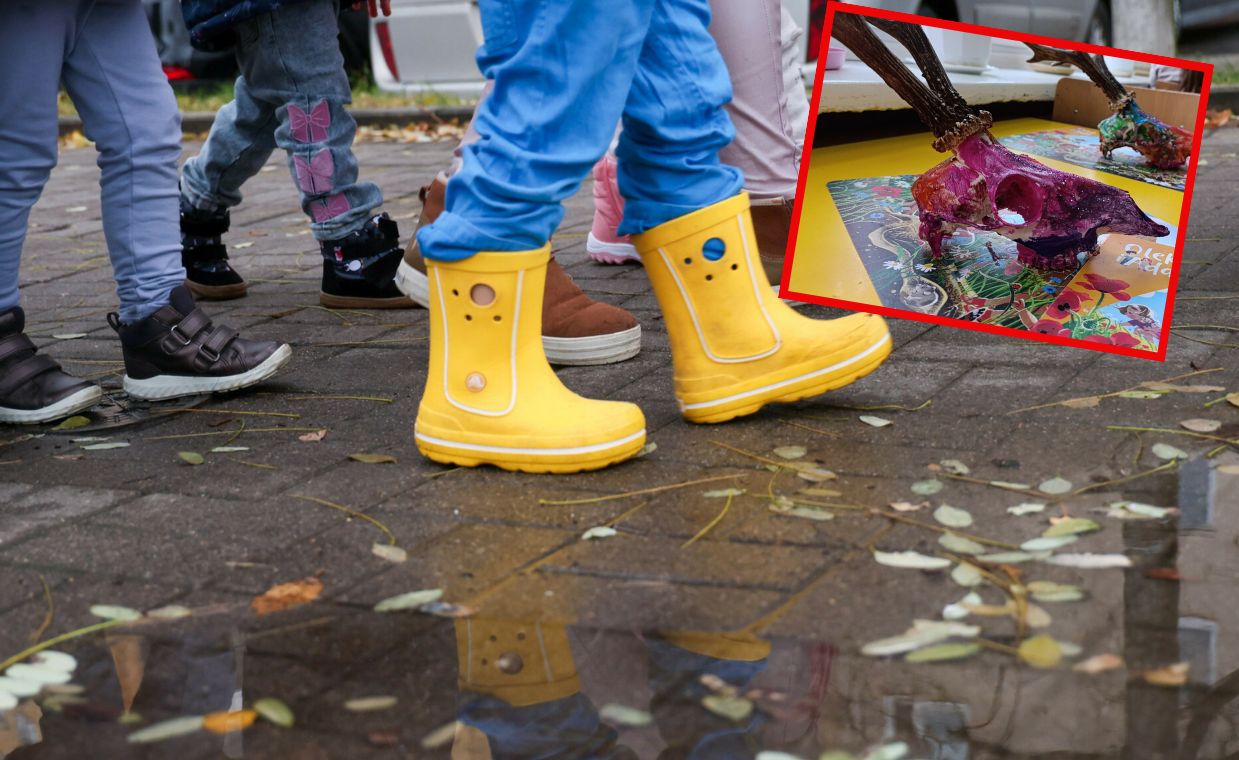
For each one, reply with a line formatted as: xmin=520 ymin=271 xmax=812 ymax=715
xmin=912 ymin=132 xmax=1170 ymax=271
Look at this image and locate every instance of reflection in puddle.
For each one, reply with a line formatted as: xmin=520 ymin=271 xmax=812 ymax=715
xmin=1 ymin=457 xmax=1237 ymax=758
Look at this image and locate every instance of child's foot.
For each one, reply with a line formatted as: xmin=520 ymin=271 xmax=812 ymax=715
xmin=111 ymin=286 xmax=291 ymax=401
xmin=586 ymin=155 xmax=641 ymax=265
xmin=396 ymin=174 xmax=642 ymax=366
xmin=0 ymin=307 xmax=102 ymax=424
xmin=319 ymin=213 xmax=415 ymax=309
xmin=181 ymin=202 xmax=248 ymax=301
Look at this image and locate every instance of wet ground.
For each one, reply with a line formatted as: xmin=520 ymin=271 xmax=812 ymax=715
xmin=0 ymin=130 xmax=1237 ymax=759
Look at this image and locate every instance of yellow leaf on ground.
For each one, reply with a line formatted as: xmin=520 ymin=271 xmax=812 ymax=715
xmin=251 ymin=577 xmax=323 ymax=616
xmin=202 ymin=709 xmax=257 ymax=735
xmin=1018 ymin=635 xmax=1063 ymax=668
xmin=1143 ymin=662 xmax=1190 ymax=687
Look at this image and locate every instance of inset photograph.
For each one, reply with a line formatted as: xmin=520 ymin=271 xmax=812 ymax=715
xmin=784 ymin=2 xmax=1211 ymax=359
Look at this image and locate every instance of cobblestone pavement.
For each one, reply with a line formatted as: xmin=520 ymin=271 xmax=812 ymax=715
xmin=0 ymin=130 xmax=1236 ymax=759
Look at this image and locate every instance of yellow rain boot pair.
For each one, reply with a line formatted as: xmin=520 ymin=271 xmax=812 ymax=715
xmin=632 ymin=193 xmax=891 ymax=423
xmin=414 ymin=194 xmax=890 ymax=472
xmin=414 ymin=245 xmax=646 ymax=473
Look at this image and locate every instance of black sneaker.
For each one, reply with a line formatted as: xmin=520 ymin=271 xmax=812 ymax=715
xmin=181 ymin=199 xmax=247 ymax=301
xmin=320 ymin=213 xmax=414 ymax=309
xmin=0 ymin=308 xmax=101 ymax=424
xmin=110 ymin=286 xmax=291 ymax=401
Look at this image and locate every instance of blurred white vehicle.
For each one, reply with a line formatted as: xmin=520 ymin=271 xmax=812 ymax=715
xmin=370 ymin=0 xmax=487 ymax=95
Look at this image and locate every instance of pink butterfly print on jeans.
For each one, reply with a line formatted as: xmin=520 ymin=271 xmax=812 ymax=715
xmin=311 ymin=193 xmax=351 ymax=223
xmin=294 ymin=150 xmax=335 ymax=195
xmin=288 ymin=100 xmax=331 ymax=143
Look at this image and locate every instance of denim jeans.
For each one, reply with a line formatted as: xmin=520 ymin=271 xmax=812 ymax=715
xmin=180 ymin=0 xmax=382 ymax=241
xmin=418 ymin=0 xmax=745 ymax=262
xmin=0 ymin=0 xmax=185 ymax=322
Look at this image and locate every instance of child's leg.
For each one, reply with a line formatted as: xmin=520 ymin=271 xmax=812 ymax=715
xmin=237 ymin=0 xmax=382 ymax=241
xmin=60 ymin=0 xmax=186 ymax=323
xmin=0 ymin=3 xmax=68 ymax=315
xmin=180 ymin=76 xmax=279 ymax=214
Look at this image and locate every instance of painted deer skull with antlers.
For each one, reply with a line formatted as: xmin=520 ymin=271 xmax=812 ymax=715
xmin=831 ymin=15 xmax=1169 ymax=271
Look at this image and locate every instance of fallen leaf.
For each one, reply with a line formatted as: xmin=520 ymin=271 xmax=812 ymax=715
xmin=976 ymin=551 xmax=1047 ymax=564
xmin=1046 ymin=553 xmax=1132 ymax=569
xmin=938 ymin=533 xmax=986 ymax=555
xmin=861 ymin=620 xmax=980 ymax=656
xmin=863 ymin=743 xmax=910 ymax=760
xmin=1044 ymin=517 xmax=1101 ymax=538
xmin=420 ymin=721 xmax=460 ymax=750
xmin=1205 ymin=108 xmax=1232 ymax=129
xmin=52 ymin=333 xmax=87 ymax=340
xmin=53 ymin=416 xmax=91 ymax=431
xmin=638 ymin=441 xmax=657 ymax=457
xmin=889 ymin=500 xmax=926 ymax=512
xmin=1007 ymin=502 xmax=1047 ymax=516
xmin=702 ymin=694 xmax=753 ymax=722
xmin=756 ymin=753 xmax=804 ymax=760
xmin=299 ymin=430 xmax=327 ymax=442
xmin=1220 ymin=464 xmax=1239 ymax=475
xmin=233 ymin=242 xmax=255 ymax=249
xmin=53 ymin=454 xmax=83 ymax=461
xmin=910 ymin=479 xmax=944 ymax=496
xmin=1038 ymin=477 xmax=1073 ymax=495
xmin=1026 ymin=581 xmax=1085 ymax=603
xmin=951 ymin=563 xmax=983 ymax=587
xmin=90 ymin=605 xmax=142 ymax=622
xmin=581 ymin=526 xmax=618 ymax=540
xmin=1226 ymin=392 xmax=1239 ymax=409
xmin=419 ymin=601 xmax=476 ymax=618
xmin=108 ymin=635 xmax=144 ymax=714
xmin=254 ymin=698 xmax=294 ymax=728
xmin=178 ymin=452 xmax=204 ymax=466
xmin=990 ymin=480 xmax=1031 ymax=490
xmin=202 ymin=709 xmax=257 ymax=735
xmin=942 ymin=591 xmax=982 ymax=620
xmin=147 ymin=605 xmax=192 ymax=620
xmin=1144 ymin=567 xmax=1183 ymax=581
xmin=703 ymin=488 xmax=744 ymax=498
xmin=344 ymin=696 xmax=398 ymax=712
xmin=374 ymin=588 xmax=443 ymax=612
xmin=251 ymin=577 xmax=323 ymax=616
xmin=799 ymin=487 xmax=842 ymax=498
xmin=371 ymin=543 xmax=407 ymax=563
xmin=1152 ymin=443 xmax=1189 ymax=460
xmin=1025 ymin=603 xmax=1053 ymax=628
xmin=772 ymin=445 xmax=806 ymax=460
xmin=1180 ymin=418 xmax=1221 ymax=433
xmin=1061 ymin=396 xmax=1101 ymax=409
xmin=794 ymin=466 xmax=837 ymax=482
xmin=770 ymin=504 xmax=834 ymax=521
xmin=1142 ymin=383 xmax=1225 ymax=394
xmin=1108 ymin=500 xmax=1172 ymax=519
xmin=348 ymin=453 xmax=397 ymax=464
xmin=5 ymin=663 xmax=71 ymax=685
xmin=1142 ymin=662 xmax=1190 ymax=687
xmin=933 ymin=504 xmax=973 ymax=528
xmin=1021 ymin=535 xmax=1078 ymax=552
xmin=1118 ymin=390 xmax=1165 ymax=399
xmin=598 ymin=703 xmax=653 ymax=727
xmin=873 ymin=550 xmax=950 ymax=570
xmin=858 ymin=415 xmax=892 ymax=428
xmin=210 ymin=446 xmax=250 ymax=453
xmin=1018 ymin=635 xmax=1063 ymax=668
xmin=939 ymin=459 xmax=970 ymax=475
xmin=127 ymin=716 xmax=205 ymax=744
xmin=961 ymin=600 xmax=1017 ymax=617
xmin=1069 ymin=654 xmax=1123 ymax=676
xmin=905 ymin=642 xmax=982 ymax=663
xmin=30 ymin=651 xmax=76 ymax=673
xmin=81 ymin=442 xmax=129 ymax=451
xmin=0 ymin=675 xmax=39 ymax=697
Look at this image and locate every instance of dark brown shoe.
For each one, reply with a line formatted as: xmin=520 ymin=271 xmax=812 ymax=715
xmin=751 ymin=198 xmax=795 ymax=286
xmin=0 ymin=307 xmax=101 ymax=424
xmin=110 ymin=286 xmax=291 ymax=401
xmin=395 ymin=173 xmax=641 ymax=365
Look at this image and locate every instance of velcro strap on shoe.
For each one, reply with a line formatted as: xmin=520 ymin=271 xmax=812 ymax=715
xmin=0 ymin=333 xmax=38 ymax=364
xmin=181 ymin=210 xmax=231 ymax=237
xmin=196 ymin=325 xmax=239 ymax=367
xmin=169 ymin=308 xmax=213 ymax=346
xmin=183 ymin=243 xmax=230 ymax=264
xmin=0 ymin=354 xmax=60 ymax=399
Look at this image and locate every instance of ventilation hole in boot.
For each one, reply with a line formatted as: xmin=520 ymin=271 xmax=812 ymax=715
xmin=705 ymin=274 xmax=714 ymax=281
xmin=683 ymin=257 xmax=693 ymax=265
xmin=465 ymin=314 xmax=472 ymax=321
xmin=470 ymin=283 xmax=496 ymax=306
xmin=493 ymin=315 xmax=501 ymax=322
xmin=452 ymin=289 xmax=459 ymax=296
xmin=703 ymin=237 xmax=726 ymax=261
xmin=731 ymin=263 xmax=739 ymax=270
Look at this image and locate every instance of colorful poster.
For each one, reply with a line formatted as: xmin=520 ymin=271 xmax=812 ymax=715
xmin=826 ymin=176 xmax=1174 ymax=350
xmin=998 ymin=128 xmax=1187 ymax=191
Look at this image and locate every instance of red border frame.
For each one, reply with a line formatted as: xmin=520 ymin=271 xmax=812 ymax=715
xmin=779 ymin=1 xmax=1214 ymax=362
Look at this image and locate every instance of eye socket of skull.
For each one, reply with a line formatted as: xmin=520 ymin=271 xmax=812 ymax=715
xmin=993 ymin=174 xmax=1045 ymax=226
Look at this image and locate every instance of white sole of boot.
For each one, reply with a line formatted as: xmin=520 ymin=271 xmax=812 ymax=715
xmin=123 ymin=344 xmax=292 ymax=401
xmin=586 ymin=234 xmax=641 ymax=265
xmin=0 ymin=386 xmax=103 ymax=425
xmin=395 ymin=260 xmax=642 ymax=366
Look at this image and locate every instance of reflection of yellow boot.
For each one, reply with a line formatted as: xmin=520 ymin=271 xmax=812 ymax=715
xmin=633 ymin=194 xmax=891 ymax=424
xmin=415 ymin=246 xmax=646 ymax=473
xmin=660 ymin=629 xmax=772 ymax=662
xmin=455 ymin=618 xmax=581 ymax=707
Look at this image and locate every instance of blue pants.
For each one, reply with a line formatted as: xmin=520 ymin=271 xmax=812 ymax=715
xmin=180 ymin=0 xmax=383 ymax=241
xmin=418 ymin=0 xmax=745 ymax=261
xmin=0 ymin=0 xmax=185 ymax=322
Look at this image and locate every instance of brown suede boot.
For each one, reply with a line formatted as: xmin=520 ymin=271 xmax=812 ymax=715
xmin=751 ymin=198 xmax=795 ymax=286
xmin=395 ymin=173 xmax=642 ymax=366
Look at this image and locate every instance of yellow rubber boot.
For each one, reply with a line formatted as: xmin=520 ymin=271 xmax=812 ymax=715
xmin=633 ymin=193 xmax=892 ymax=424
xmin=415 ymin=246 xmax=646 ymax=473
xmin=455 ymin=618 xmax=581 ymax=707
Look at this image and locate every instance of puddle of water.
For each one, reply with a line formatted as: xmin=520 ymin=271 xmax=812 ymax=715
xmin=1 ymin=458 xmax=1236 ymax=759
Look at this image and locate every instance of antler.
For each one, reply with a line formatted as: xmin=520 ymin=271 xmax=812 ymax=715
xmin=831 ymin=14 xmax=991 ymax=151
xmin=1025 ymin=43 xmax=1130 ymax=108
